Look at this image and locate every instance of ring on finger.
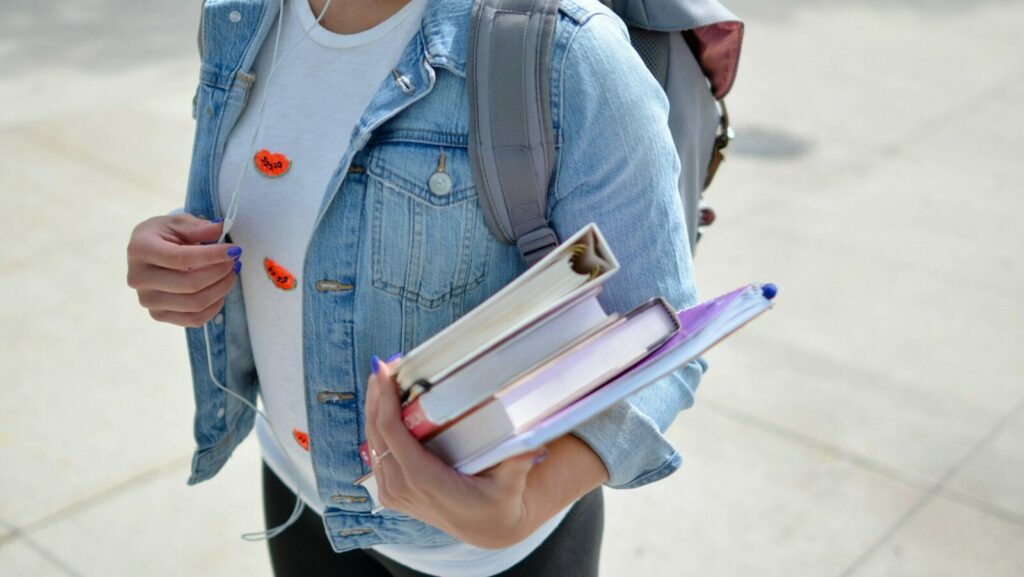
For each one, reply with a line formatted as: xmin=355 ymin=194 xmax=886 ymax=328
xmin=371 ymin=447 xmax=392 ymax=467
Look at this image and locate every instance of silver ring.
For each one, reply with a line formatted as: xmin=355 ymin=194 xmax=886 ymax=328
xmin=371 ymin=447 xmax=391 ymax=467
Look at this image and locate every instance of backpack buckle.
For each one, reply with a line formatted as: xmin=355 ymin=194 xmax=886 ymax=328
xmin=703 ymin=99 xmax=733 ymax=191
xmin=517 ymin=227 xmax=559 ymax=265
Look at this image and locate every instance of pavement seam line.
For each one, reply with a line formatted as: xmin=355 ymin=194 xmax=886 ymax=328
xmin=12 ymin=127 xmax=179 ymax=201
xmin=2 ymin=528 xmax=87 ymax=577
xmin=701 ymin=399 xmax=1024 ymax=528
xmin=836 ymin=394 xmax=1024 ymax=577
xmin=18 ymin=453 xmax=193 ymax=537
xmin=700 ymin=400 xmax=935 ymax=489
xmin=935 ymin=486 xmax=1024 ymax=527
xmin=0 ymin=517 xmax=19 ymax=548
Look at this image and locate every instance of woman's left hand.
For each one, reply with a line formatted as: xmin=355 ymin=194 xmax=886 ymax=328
xmin=364 ymin=356 xmax=547 ymax=549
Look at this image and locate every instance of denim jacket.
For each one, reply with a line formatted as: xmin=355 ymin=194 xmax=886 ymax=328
xmin=183 ymin=0 xmax=703 ymax=552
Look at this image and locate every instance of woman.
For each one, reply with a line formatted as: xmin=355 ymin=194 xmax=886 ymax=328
xmin=126 ymin=0 xmax=706 ymax=574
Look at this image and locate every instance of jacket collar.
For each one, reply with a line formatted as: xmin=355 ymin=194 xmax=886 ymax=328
xmin=419 ymin=0 xmax=472 ymax=77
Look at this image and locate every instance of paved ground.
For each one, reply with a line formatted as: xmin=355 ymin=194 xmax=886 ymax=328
xmin=2 ymin=1 xmax=1023 ymax=576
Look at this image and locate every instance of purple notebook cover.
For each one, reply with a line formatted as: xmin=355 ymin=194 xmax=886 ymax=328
xmin=528 ymin=285 xmax=758 ymax=433
xmin=675 ymin=285 xmax=750 ymax=337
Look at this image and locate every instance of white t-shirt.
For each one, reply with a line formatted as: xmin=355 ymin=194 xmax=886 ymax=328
xmin=217 ymin=1 xmax=569 ymax=575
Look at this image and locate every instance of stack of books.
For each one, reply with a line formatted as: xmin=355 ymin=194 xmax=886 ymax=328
xmin=356 ymin=224 xmax=775 ymax=504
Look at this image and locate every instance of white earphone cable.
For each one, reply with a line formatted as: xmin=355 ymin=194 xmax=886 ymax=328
xmin=219 ymin=0 xmax=333 ymax=243
xmin=203 ymin=323 xmax=306 ymax=541
xmin=203 ymin=0 xmax=334 ymax=541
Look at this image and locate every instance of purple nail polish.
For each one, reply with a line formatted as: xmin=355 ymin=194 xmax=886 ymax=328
xmin=533 ymin=449 xmax=549 ymax=465
xmin=371 ymin=355 xmax=381 ymax=376
xmin=227 ymin=246 xmax=242 ymax=257
xmin=233 ymin=260 xmax=242 ymax=275
xmin=211 ymin=217 xmax=225 ymax=224
xmin=385 ymin=352 xmax=403 ymax=363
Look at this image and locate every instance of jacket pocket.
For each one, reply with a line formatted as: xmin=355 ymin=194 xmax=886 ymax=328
xmin=366 ymin=139 xmax=493 ymax=311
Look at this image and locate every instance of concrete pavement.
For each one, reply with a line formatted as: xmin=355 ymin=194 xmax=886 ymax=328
xmin=2 ymin=0 xmax=1022 ymax=575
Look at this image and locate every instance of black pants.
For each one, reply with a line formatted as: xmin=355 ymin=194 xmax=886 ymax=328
xmin=262 ymin=463 xmax=604 ymax=577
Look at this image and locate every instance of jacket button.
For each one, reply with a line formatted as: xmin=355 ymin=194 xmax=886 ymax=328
xmin=228 ymin=10 xmax=242 ymax=23
xmin=338 ymin=528 xmax=375 ymax=537
xmin=318 ymin=391 xmax=355 ymax=403
xmin=429 ymin=172 xmax=452 ymax=195
xmin=331 ymin=494 xmax=369 ymax=504
xmin=391 ymin=69 xmax=415 ymax=94
xmin=315 ymin=279 xmax=354 ymax=293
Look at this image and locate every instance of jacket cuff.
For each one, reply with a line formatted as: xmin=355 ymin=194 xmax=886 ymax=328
xmin=569 ymin=359 xmax=704 ymax=489
xmin=570 ymin=400 xmax=681 ymax=489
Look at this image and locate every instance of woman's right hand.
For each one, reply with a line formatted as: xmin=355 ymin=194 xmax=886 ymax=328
xmin=126 ymin=214 xmax=242 ymax=328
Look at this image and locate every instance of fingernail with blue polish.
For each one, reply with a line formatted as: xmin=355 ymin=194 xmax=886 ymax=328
xmin=385 ymin=352 xmax=403 ymax=363
xmin=211 ymin=217 xmax=225 ymax=224
xmin=233 ymin=260 xmax=242 ymax=275
xmin=227 ymin=246 xmax=242 ymax=258
xmin=371 ymin=355 xmax=381 ymax=376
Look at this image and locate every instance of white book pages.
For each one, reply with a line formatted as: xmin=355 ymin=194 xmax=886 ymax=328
xmin=500 ymin=300 xmax=678 ymax=428
xmin=418 ymin=293 xmax=612 ymax=424
xmin=423 ymin=401 xmax=514 ymax=464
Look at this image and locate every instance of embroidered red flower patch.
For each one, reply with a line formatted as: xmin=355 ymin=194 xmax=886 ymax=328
xmin=293 ymin=429 xmax=310 ymax=452
xmin=254 ymin=149 xmax=290 ymax=178
xmin=263 ymin=257 xmax=296 ymax=291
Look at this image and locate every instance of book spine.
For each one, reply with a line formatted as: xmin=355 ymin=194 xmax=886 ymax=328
xmin=412 ymin=292 xmax=609 ymax=424
xmin=401 ymin=399 xmax=441 ymax=438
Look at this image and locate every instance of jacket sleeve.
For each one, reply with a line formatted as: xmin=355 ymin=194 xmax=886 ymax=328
xmin=549 ymin=11 xmax=705 ymax=489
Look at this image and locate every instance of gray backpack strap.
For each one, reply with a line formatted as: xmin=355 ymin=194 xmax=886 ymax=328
xmin=467 ymin=0 xmax=561 ymax=264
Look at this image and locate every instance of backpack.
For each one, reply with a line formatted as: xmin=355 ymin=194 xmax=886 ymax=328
xmin=467 ymin=0 xmax=744 ymax=263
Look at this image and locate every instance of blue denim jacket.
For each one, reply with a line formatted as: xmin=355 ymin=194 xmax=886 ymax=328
xmin=183 ymin=0 xmax=703 ymax=552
